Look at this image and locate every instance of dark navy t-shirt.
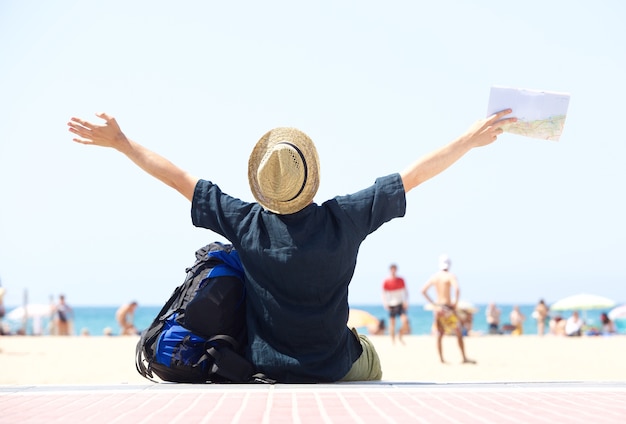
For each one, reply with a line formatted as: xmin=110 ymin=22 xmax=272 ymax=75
xmin=191 ymin=173 xmax=406 ymax=382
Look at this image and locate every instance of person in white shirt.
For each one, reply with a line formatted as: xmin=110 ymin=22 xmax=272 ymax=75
xmin=565 ymin=311 xmax=583 ymax=336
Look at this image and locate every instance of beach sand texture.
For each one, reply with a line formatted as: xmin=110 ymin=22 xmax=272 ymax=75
xmin=1 ymin=334 xmax=625 ymax=385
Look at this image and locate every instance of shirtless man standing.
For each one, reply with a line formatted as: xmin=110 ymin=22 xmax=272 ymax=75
xmin=116 ymin=301 xmax=139 ymax=335
xmin=421 ymin=255 xmax=475 ymax=364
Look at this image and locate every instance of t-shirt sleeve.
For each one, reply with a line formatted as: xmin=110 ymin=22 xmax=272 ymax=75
xmin=333 ymin=173 xmax=406 ymax=238
xmin=190 ymin=179 xmax=256 ymax=241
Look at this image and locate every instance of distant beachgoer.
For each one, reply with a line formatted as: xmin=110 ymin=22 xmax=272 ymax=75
xmin=533 ymin=299 xmax=550 ymax=336
xmin=54 ymin=294 xmax=73 ymax=336
xmin=0 ymin=285 xmax=5 ymax=331
xmin=549 ymin=316 xmax=566 ymax=336
xmin=370 ymin=318 xmax=386 ymax=336
xmin=565 ymin=311 xmax=583 ymax=337
xmin=103 ymin=327 xmax=114 ymax=336
xmin=600 ymin=312 xmax=616 ymax=335
xmin=382 ymin=264 xmax=409 ymax=345
xmin=421 ymin=254 xmax=475 ymax=364
xmin=509 ymin=305 xmax=525 ymax=336
xmin=68 ymin=108 xmax=514 ymax=382
xmin=0 ymin=285 xmax=6 ymax=336
xmin=458 ymin=310 xmax=474 ymax=337
xmin=486 ymin=302 xmax=501 ymax=334
xmin=362 ymin=316 xmax=386 ymax=336
xmin=116 ymin=301 xmax=139 ymax=335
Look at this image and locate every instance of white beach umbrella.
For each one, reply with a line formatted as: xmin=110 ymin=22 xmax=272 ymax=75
xmin=608 ymin=305 xmax=626 ymax=321
xmin=551 ymin=293 xmax=616 ymax=312
xmin=6 ymin=304 xmax=54 ymax=321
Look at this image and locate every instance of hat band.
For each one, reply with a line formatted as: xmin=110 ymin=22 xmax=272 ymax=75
xmin=277 ymin=141 xmax=308 ymax=202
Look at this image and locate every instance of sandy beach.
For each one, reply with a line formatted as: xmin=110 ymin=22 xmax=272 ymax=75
xmin=1 ymin=334 xmax=625 ymax=385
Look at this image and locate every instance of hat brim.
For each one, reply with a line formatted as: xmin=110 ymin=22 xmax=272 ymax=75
xmin=248 ymin=127 xmax=320 ymax=214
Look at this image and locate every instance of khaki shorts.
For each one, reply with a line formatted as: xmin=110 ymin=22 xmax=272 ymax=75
xmin=339 ymin=328 xmax=383 ymax=381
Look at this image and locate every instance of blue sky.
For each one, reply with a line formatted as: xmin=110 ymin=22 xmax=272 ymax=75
xmin=1 ymin=0 xmax=625 ymax=307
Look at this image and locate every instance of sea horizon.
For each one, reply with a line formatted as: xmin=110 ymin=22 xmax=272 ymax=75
xmin=3 ymin=303 xmax=623 ymax=338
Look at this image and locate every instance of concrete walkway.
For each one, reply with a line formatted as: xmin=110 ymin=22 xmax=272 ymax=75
xmin=2 ymin=381 xmax=625 ymax=423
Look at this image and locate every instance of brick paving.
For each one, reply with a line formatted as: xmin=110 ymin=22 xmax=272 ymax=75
xmin=2 ymin=382 xmax=625 ymax=423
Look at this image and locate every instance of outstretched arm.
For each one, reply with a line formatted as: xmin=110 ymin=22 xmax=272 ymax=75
xmin=401 ymin=109 xmax=516 ymax=193
xmin=68 ymin=113 xmax=199 ymax=201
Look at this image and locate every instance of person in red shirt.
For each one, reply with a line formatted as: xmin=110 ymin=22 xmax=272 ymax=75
xmin=382 ymin=264 xmax=409 ymax=344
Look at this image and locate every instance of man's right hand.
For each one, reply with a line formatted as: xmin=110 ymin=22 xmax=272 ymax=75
xmin=68 ymin=112 xmax=199 ymax=201
xmin=68 ymin=112 xmax=130 ymax=152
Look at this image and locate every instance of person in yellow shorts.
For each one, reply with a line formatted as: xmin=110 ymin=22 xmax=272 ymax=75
xmin=422 ymin=255 xmax=476 ymax=364
xmin=509 ymin=305 xmax=525 ymax=336
xmin=437 ymin=305 xmax=460 ymax=335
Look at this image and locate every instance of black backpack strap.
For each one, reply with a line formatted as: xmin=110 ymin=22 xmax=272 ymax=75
xmin=206 ymin=346 xmax=255 ymax=382
xmin=198 ymin=335 xmax=253 ymax=382
xmin=208 ymin=334 xmax=239 ymax=348
xmin=135 ymin=330 xmax=160 ymax=383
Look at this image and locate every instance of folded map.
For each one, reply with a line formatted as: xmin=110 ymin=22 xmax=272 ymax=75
xmin=487 ymin=87 xmax=570 ymax=141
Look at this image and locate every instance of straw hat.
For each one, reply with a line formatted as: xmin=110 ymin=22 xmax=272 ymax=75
xmin=248 ymin=127 xmax=320 ymax=214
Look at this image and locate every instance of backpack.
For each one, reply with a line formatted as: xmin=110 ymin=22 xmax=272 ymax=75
xmin=135 ymin=242 xmax=262 ymax=383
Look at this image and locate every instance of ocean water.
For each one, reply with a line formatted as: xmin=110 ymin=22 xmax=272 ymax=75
xmin=3 ymin=303 xmax=623 ymax=336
